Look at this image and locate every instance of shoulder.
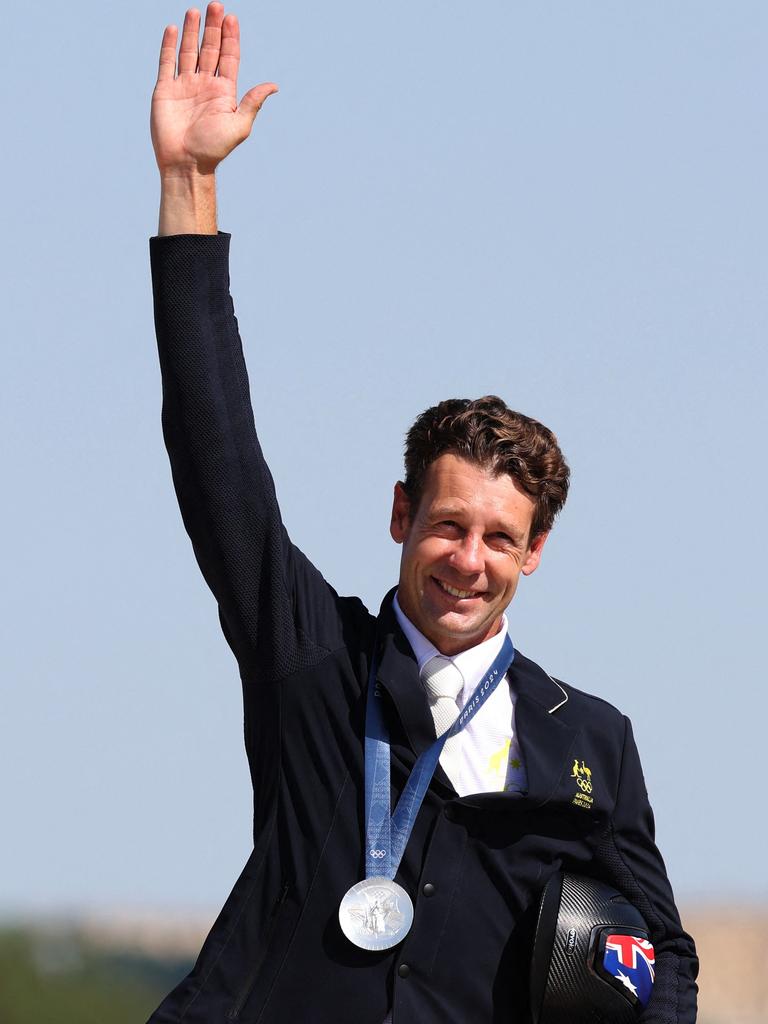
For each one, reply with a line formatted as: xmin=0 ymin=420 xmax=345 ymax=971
xmin=513 ymin=648 xmax=627 ymax=735
xmin=559 ymin=679 xmax=627 ymax=728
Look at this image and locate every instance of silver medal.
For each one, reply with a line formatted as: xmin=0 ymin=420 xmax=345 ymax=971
xmin=338 ymin=877 xmax=414 ymax=950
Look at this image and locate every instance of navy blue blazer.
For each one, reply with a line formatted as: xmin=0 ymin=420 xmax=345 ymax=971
xmin=147 ymin=231 xmax=697 ymax=1024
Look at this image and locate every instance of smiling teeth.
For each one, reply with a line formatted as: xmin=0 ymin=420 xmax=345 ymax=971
xmin=440 ymin=582 xmax=475 ymax=599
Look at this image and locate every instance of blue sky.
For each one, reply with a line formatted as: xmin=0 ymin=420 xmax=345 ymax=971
xmin=2 ymin=0 xmax=766 ymax=914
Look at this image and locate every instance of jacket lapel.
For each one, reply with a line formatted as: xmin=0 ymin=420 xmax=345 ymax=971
xmin=376 ymin=625 xmax=436 ymax=756
xmin=373 ymin=591 xmax=579 ymax=807
xmin=373 ymin=591 xmax=457 ymax=795
xmin=458 ymin=650 xmax=579 ymax=811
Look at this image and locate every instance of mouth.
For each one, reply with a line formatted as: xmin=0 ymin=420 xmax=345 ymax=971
xmin=432 ymin=577 xmax=485 ymax=601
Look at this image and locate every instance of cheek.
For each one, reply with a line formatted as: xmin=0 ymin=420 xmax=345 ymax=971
xmin=406 ymin=536 xmax=452 ymax=567
xmin=490 ymin=562 xmax=521 ymax=595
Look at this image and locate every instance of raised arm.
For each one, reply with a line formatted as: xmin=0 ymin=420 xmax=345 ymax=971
xmin=151 ymin=3 xmax=277 ymax=234
xmin=150 ymin=5 xmax=352 ymax=683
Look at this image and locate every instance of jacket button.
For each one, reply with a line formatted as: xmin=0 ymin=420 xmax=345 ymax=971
xmin=398 ymin=964 xmax=411 ymax=978
xmin=444 ymin=806 xmax=456 ymax=822
xmin=422 ymin=883 xmax=436 ymax=897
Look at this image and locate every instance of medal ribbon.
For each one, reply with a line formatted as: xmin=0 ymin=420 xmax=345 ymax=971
xmin=364 ymin=633 xmax=515 ymax=879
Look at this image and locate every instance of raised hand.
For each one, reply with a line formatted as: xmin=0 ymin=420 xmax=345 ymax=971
xmin=151 ymin=3 xmax=277 ymax=176
xmin=151 ymin=4 xmax=277 ymax=234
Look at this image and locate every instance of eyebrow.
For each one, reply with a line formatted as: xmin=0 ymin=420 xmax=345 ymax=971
xmin=430 ymin=505 xmax=469 ymax=522
xmin=430 ymin=507 xmax=526 ymax=545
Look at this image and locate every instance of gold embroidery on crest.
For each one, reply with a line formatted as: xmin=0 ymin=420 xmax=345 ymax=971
xmin=570 ymin=758 xmax=594 ymax=809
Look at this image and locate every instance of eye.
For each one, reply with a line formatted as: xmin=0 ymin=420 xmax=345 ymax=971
xmin=490 ymin=531 xmax=515 ymax=546
xmin=437 ymin=519 xmax=462 ymax=535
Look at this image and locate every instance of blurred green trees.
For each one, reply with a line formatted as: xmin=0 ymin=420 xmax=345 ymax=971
xmin=0 ymin=928 xmax=192 ymax=1024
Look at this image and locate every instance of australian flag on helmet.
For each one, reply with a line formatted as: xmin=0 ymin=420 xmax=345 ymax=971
xmin=601 ymin=933 xmax=656 ymax=1009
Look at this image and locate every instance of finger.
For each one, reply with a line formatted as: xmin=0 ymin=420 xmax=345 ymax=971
xmin=198 ymin=2 xmax=225 ymax=76
xmin=217 ymin=13 xmax=240 ymax=81
xmin=156 ymin=24 xmax=179 ymax=83
xmin=178 ymin=7 xmax=201 ymax=76
xmin=238 ymin=83 xmax=279 ymax=127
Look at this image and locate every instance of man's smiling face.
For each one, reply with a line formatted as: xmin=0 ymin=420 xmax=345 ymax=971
xmin=390 ymin=453 xmax=548 ymax=656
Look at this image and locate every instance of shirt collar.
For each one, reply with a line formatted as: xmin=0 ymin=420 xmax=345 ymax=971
xmin=392 ymin=592 xmax=509 ymax=701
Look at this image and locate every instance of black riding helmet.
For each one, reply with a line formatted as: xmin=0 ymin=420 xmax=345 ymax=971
xmin=531 ymin=873 xmax=656 ymax=1024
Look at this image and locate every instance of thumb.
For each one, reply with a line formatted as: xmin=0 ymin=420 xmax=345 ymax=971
xmin=238 ymin=82 xmax=279 ymax=127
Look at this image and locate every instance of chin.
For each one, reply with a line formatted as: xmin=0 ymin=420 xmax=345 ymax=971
xmin=431 ymin=614 xmax=489 ymax=646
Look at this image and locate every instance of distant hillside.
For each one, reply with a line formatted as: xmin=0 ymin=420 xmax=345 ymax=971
xmin=0 ymin=926 xmax=192 ymax=1024
xmin=683 ymin=906 xmax=768 ymax=1024
xmin=1 ymin=905 xmax=764 ymax=1023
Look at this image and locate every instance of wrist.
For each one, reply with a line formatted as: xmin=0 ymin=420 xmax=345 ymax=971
xmin=159 ymin=165 xmax=215 ymax=186
xmin=158 ymin=171 xmax=217 ymax=236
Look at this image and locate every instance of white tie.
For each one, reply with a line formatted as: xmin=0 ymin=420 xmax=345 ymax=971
xmin=421 ymin=656 xmax=465 ymax=789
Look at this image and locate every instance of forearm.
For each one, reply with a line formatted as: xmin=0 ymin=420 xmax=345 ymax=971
xmin=158 ymin=171 xmax=217 ymax=236
xmin=150 ymin=232 xmax=275 ymax=669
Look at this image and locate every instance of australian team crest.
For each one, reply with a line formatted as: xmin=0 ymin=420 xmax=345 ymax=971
xmin=570 ymin=758 xmax=594 ymax=809
xmin=599 ymin=932 xmax=656 ymax=1009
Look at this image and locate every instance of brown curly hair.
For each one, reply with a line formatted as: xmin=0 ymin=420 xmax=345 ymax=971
xmin=403 ymin=396 xmax=570 ymax=539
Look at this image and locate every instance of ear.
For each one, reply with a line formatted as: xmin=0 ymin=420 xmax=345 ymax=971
xmin=390 ymin=482 xmax=412 ymax=543
xmin=521 ymin=531 xmax=549 ymax=576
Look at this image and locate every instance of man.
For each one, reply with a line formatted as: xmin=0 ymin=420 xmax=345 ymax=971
xmin=147 ymin=5 xmax=697 ymax=1022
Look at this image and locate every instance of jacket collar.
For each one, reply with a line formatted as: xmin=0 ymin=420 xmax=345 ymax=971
xmin=373 ymin=589 xmax=579 ymax=809
xmin=374 ymin=589 xmax=438 ymax=757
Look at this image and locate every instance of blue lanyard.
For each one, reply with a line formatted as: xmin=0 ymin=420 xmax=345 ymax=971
xmin=364 ymin=633 xmax=515 ymax=880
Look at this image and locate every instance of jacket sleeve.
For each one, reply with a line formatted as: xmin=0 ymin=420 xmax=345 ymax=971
xmin=595 ymin=717 xmax=698 ymax=1024
xmin=149 ymin=231 xmax=345 ymax=683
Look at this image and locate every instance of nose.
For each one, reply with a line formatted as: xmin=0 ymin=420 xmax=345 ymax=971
xmin=450 ymin=532 xmax=484 ymax=576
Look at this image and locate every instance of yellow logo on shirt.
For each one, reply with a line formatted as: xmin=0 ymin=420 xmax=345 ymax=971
xmin=488 ymin=739 xmax=511 ymax=779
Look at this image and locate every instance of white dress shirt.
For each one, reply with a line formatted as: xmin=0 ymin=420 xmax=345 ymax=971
xmin=392 ymin=593 xmax=524 ymax=797
xmin=381 ymin=596 xmax=525 ymax=1024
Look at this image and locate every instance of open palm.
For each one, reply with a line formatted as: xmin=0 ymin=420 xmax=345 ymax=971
xmin=151 ymin=3 xmax=277 ymax=175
